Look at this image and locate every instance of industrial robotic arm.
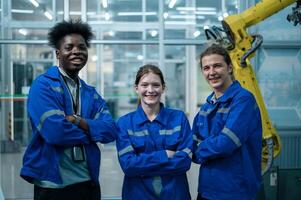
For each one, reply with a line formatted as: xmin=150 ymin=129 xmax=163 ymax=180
xmin=204 ymin=0 xmax=301 ymax=175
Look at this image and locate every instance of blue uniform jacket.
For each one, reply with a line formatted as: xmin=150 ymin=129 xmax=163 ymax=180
xmin=116 ymin=104 xmax=192 ymax=200
xmin=192 ymin=81 xmax=262 ymax=200
xmin=20 ymin=66 xmax=117 ymax=185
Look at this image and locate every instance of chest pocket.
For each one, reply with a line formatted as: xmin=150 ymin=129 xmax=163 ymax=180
xmin=50 ymin=85 xmax=65 ymax=107
xmin=212 ymin=107 xmax=230 ymax=136
xmin=160 ymin=125 xmax=181 ymax=151
xmin=128 ymin=129 xmax=148 ymax=154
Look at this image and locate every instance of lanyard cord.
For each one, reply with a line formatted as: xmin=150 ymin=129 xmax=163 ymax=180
xmin=61 ymin=75 xmax=80 ymax=114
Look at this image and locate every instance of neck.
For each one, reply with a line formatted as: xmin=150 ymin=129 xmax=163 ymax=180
xmin=67 ymin=72 xmax=78 ymax=81
xmin=214 ymin=79 xmax=233 ymax=99
xmin=59 ymin=66 xmax=78 ymax=80
xmin=141 ymin=103 xmax=160 ymax=121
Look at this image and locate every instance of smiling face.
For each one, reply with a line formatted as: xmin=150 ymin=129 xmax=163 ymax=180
xmin=135 ymin=72 xmax=165 ymax=108
xmin=201 ymin=53 xmax=233 ymax=97
xmin=56 ymin=33 xmax=88 ymax=78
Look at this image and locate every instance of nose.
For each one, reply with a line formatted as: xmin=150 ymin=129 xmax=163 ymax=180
xmin=208 ymin=66 xmax=217 ymax=75
xmin=72 ymin=46 xmax=81 ymax=54
xmin=147 ymin=85 xmax=155 ymax=92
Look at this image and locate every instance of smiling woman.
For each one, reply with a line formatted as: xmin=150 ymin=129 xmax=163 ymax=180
xmin=115 ymin=64 xmax=193 ymax=200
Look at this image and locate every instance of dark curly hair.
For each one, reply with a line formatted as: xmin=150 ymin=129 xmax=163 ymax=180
xmin=48 ymin=19 xmax=93 ymax=49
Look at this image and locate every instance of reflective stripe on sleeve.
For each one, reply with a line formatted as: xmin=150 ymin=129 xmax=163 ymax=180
xmin=198 ymin=110 xmax=210 ymax=116
xmin=181 ymin=147 xmax=192 ymax=159
xmin=127 ymin=129 xmax=149 ymax=137
xmin=50 ymin=86 xmax=63 ymax=93
xmin=118 ymin=145 xmax=134 ymax=157
xmin=159 ymin=125 xmax=181 ymax=135
xmin=222 ymin=127 xmax=242 ymax=147
xmin=37 ymin=109 xmax=65 ymax=131
xmin=217 ymin=108 xmax=229 ymax=113
xmin=94 ymin=107 xmax=110 ymax=119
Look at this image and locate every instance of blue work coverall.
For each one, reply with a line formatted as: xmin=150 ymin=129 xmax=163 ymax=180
xmin=192 ymin=81 xmax=262 ymax=200
xmin=116 ymin=104 xmax=192 ymax=200
xmin=20 ymin=66 xmax=116 ymax=185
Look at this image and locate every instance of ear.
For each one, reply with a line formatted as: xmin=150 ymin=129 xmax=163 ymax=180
xmin=228 ymin=63 xmax=233 ymax=73
xmin=134 ymin=85 xmax=138 ymax=93
xmin=55 ymin=50 xmax=60 ymax=59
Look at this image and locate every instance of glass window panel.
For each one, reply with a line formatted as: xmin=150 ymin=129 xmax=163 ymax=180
xmin=257 ymin=6 xmax=301 ymax=40
xmin=87 ymin=0 xmax=106 ymax=21
xmin=164 ymin=0 xmax=238 ymax=39
xmin=225 ymin=0 xmax=239 ymax=15
xmin=11 ymin=0 xmax=54 ymax=22
xmin=146 ymin=29 xmax=159 ymax=40
xmin=0 ymin=0 xmax=2 ymax=21
xmin=109 ymin=44 xmax=142 ymax=60
xmin=11 ymin=44 xmax=53 ymax=61
xmin=103 ymin=31 xmax=142 ymax=40
xmin=146 ymin=0 xmax=158 ymax=22
xmin=145 ymin=45 xmax=159 ymax=60
xmin=56 ymin=0 xmax=64 ymax=21
xmin=258 ymin=48 xmax=301 ymax=127
xmin=195 ymin=45 xmax=211 ymax=107
xmin=165 ymin=29 xmax=185 ymax=39
xmin=69 ymin=0 xmax=81 ymax=20
xmin=165 ymin=45 xmax=186 ymax=60
xmin=165 ymin=62 xmax=186 ymax=110
xmin=111 ymin=0 xmax=142 ymax=22
xmin=104 ymin=60 xmax=142 ymax=119
xmin=12 ymin=28 xmax=49 ymax=40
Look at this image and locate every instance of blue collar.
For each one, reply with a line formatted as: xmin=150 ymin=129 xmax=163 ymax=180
xmin=207 ymin=80 xmax=242 ymax=104
xmin=134 ymin=103 xmax=168 ymax=126
xmin=44 ymin=66 xmax=94 ymax=91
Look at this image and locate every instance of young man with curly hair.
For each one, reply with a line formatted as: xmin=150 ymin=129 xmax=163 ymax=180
xmin=20 ymin=20 xmax=117 ymax=200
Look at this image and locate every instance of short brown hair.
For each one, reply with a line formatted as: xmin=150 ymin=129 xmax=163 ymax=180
xmin=199 ymin=44 xmax=232 ymax=68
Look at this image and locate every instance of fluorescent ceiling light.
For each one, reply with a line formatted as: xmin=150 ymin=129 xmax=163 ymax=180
xmin=193 ymin=30 xmax=201 ymax=38
xmin=165 ymin=21 xmax=196 ymax=25
xmin=102 ymin=0 xmax=108 ymax=8
xmin=11 ymin=9 xmax=34 ymax=14
xmin=137 ymin=55 xmax=144 ymax=60
xmin=104 ymin=12 xmax=110 ymax=20
xmin=163 ymin=12 xmax=169 ymax=19
xmin=92 ymin=55 xmax=98 ymax=62
xmin=44 ymin=11 xmax=53 ymax=20
xmin=18 ymin=29 xmax=28 ymax=36
xmin=223 ymin=12 xmax=229 ymax=18
xmin=117 ymin=12 xmax=156 ymax=16
xmin=169 ymin=15 xmax=205 ymax=19
xmin=177 ymin=7 xmax=216 ymax=11
xmin=168 ymin=0 xmax=177 ymax=8
xmin=150 ymin=30 xmax=158 ymax=37
xmin=195 ymin=11 xmax=217 ymax=15
xmin=29 ymin=0 xmax=39 ymax=7
xmin=107 ymin=31 xmax=115 ymax=37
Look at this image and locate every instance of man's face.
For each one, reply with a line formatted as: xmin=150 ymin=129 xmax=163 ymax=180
xmin=56 ymin=33 xmax=88 ymax=76
xmin=201 ymin=54 xmax=233 ymax=96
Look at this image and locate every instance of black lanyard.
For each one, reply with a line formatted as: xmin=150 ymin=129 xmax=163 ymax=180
xmin=61 ymin=75 xmax=80 ymax=114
